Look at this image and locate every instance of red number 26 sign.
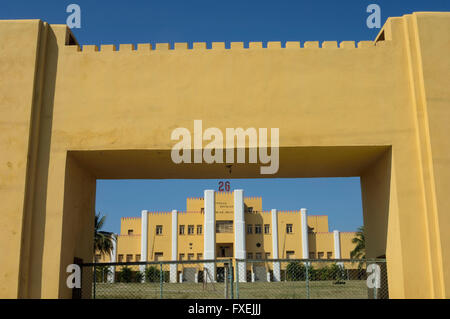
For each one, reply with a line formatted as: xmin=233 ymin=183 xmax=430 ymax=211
xmin=218 ymin=181 xmax=231 ymax=192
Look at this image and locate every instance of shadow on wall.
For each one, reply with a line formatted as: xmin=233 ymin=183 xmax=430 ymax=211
xmin=19 ymin=24 xmax=60 ymax=299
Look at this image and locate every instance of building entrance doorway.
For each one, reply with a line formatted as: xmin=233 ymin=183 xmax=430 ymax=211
xmin=217 ymin=244 xmax=233 ymax=258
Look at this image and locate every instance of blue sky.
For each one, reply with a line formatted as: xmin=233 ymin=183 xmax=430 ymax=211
xmin=96 ymin=178 xmax=364 ymax=234
xmin=2 ymin=1 xmax=449 ymax=234
xmin=1 ymin=0 xmax=449 ymax=46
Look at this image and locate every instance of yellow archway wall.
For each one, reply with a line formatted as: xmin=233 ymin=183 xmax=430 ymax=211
xmin=0 ymin=12 xmax=449 ymax=298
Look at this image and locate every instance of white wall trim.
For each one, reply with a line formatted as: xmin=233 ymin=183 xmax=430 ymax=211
xmin=234 ymin=189 xmax=247 ymax=282
xmin=140 ymin=210 xmax=148 ymax=278
xmin=301 ymin=208 xmax=309 ymax=259
xmin=271 ymin=209 xmax=280 ymax=281
xmin=204 ymin=189 xmax=216 ymax=282
xmin=333 ymin=230 xmax=341 ymax=257
xmin=170 ymin=209 xmax=178 ymax=283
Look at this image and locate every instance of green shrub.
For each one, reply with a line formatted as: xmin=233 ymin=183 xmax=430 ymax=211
xmin=286 ymin=262 xmax=314 ymax=281
xmin=330 ymin=263 xmax=346 ymax=283
xmin=117 ymin=266 xmax=143 ymax=283
xmin=314 ymin=265 xmax=332 ymax=281
xmin=145 ymin=266 xmax=160 ymax=282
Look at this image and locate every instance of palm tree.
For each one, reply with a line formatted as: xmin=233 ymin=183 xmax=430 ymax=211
xmin=94 ymin=212 xmax=114 ymax=258
xmin=350 ymin=226 xmax=365 ymax=274
xmin=350 ymin=226 xmax=365 ymax=259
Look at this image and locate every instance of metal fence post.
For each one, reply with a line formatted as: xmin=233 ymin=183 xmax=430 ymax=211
xmin=374 ymin=261 xmax=378 ymax=300
xmin=224 ymin=262 xmax=229 ymax=299
xmin=159 ymin=262 xmax=163 ymax=299
xmin=235 ymin=259 xmax=240 ymax=299
xmin=93 ymin=264 xmax=96 ymax=299
xmin=229 ymin=259 xmax=234 ymax=299
xmin=305 ymin=261 xmax=310 ymax=299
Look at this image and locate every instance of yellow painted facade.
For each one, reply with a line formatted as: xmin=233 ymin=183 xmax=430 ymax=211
xmin=96 ymin=191 xmax=355 ymax=264
xmin=0 ymin=12 xmax=449 ymax=298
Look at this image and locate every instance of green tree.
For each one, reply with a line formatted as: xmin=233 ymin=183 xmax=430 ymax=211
xmin=315 ymin=265 xmax=332 ymax=281
xmin=350 ymin=226 xmax=365 ymax=272
xmin=330 ymin=263 xmax=346 ymax=283
xmin=117 ymin=266 xmax=133 ymax=283
xmin=145 ymin=266 xmax=160 ymax=282
xmin=286 ymin=262 xmax=314 ymax=281
xmin=94 ymin=212 xmax=114 ymax=257
xmin=286 ymin=262 xmax=302 ymax=281
xmin=117 ymin=266 xmax=144 ymax=283
xmin=350 ymin=226 xmax=365 ymax=259
xmin=135 ymin=270 xmax=144 ymax=283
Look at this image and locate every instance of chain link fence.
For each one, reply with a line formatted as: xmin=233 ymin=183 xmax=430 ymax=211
xmin=235 ymin=258 xmax=388 ymax=299
xmin=80 ymin=259 xmax=234 ymax=299
xmin=79 ymin=258 xmax=387 ymax=299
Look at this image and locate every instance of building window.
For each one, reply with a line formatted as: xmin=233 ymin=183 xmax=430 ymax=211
xmin=179 ymin=225 xmax=185 ymax=235
xmin=197 ymin=225 xmax=202 ymax=234
xmin=286 ymin=224 xmax=293 ymax=234
xmin=128 ymin=229 xmax=133 ymax=235
xmin=309 ymin=252 xmax=316 ymax=259
xmin=317 ymin=252 xmax=324 ymax=259
xmin=197 ymin=253 xmax=203 ymax=260
xmin=216 ymin=220 xmax=233 ymax=233
xmin=95 ymin=254 xmax=101 ymax=262
xmin=286 ymin=251 xmax=295 ymax=259
xmin=154 ymin=252 xmax=163 ymax=261
xmin=247 ymin=224 xmax=253 ymax=234
xmin=156 ymin=225 xmax=163 ymax=235
xmin=255 ymin=253 xmax=262 ymax=260
xmin=179 ymin=253 xmax=185 ymax=260
xmin=255 ymin=224 xmax=262 ymax=234
xmin=247 ymin=252 xmax=253 ymax=259
xmin=126 ymin=254 xmax=133 ymax=262
xmin=201 ymin=207 xmax=204 ymax=213
xmin=188 ymin=253 xmax=194 ymax=260
xmin=247 ymin=206 xmax=253 ymax=213
xmin=265 ymin=252 xmax=271 ymax=260
xmin=118 ymin=254 xmax=123 ymax=262
xmin=264 ymin=224 xmax=270 ymax=234
xmin=188 ymin=225 xmax=194 ymax=235
xmin=327 ymin=252 xmax=333 ymax=259
xmin=136 ymin=254 xmax=141 ymax=261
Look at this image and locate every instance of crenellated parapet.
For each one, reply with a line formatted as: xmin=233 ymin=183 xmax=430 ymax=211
xmin=277 ymin=210 xmax=301 ymax=214
xmin=64 ymin=39 xmax=390 ymax=54
xmin=244 ymin=196 xmax=262 ymax=200
xmin=215 ymin=191 xmax=233 ymax=195
xmin=147 ymin=211 xmax=172 ymax=215
xmin=187 ymin=196 xmax=204 ymax=200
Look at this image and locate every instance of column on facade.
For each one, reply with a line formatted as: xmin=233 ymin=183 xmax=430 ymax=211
xmin=271 ymin=209 xmax=280 ymax=281
xmin=170 ymin=209 xmax=178 ymax=283
xmin=107 ymin=233 xmax=117 ymax=283
xmin=234 ymin=189 xmax=246 ymax=282
xmin=140 ymin=210 xmax=148 ymax=281
xmin=204 ymin=190 xmax=216 ymax=282
xmin=333 ymin=230 xmax=343 ymax=267
xmin=301 ymin=208 xmax=309 ymax=260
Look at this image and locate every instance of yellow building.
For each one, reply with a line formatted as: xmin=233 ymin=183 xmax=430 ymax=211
xmin=96 ymin=189 xmax=358 ymax=282
xmin=1 ymin=12 xmax=449 ymax=298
